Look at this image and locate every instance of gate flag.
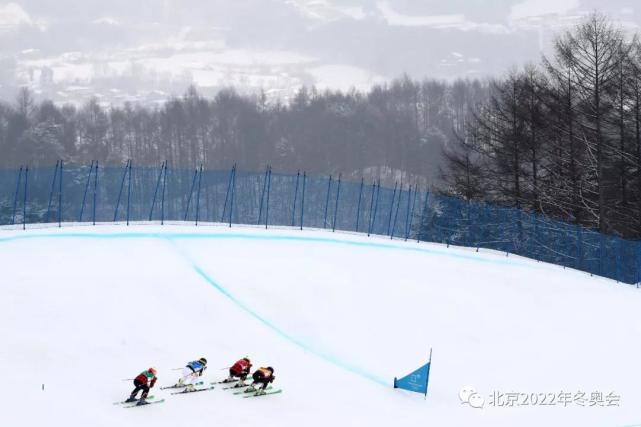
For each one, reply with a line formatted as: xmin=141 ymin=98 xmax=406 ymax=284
xmin=393 ymin=349 xmax=432 ymax=398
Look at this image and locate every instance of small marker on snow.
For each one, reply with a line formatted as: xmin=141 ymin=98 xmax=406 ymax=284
xmin=42 ymin=384 xmax=44 ymax=391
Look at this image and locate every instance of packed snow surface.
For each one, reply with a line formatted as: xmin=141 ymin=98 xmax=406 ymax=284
xmin=1 ymin=224 xmax=639 ymax=427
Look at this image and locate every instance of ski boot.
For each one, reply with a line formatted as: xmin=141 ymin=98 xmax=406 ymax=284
xmin=255 ymin=389 xmax=266 ymax=396
xmin=244 ymin=386 xmax=257 ymax=393
xmin=124 ymin=396 xmax=137 ymax=403
xmin=184 ymin=383 xmax=196 ymax=392
xmin=136 ymin=398 xmax=149 ymax=406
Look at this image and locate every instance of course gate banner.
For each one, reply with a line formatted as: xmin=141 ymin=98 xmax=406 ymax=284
xmin=393 ymin=349 xmax=432 ymax=398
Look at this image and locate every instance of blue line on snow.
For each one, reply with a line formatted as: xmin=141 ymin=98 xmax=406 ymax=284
xmin=0 ymin=230 xmax=528 ymax=269
xmin=163 ymin=234 xmax=389 ymax=385
xmin=190 ymin=263 xmax=388 ymax=386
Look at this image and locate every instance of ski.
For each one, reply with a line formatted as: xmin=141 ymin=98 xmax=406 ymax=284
xmin=217 ymin=379 xmax=239 ymax=384
xmin=160 ymin=381 xmax=204 ymax=390
xmin=170 ymin=385 xmax=216 ymax=395
xmin=122 ymin=398 xmax=165 ymax=408
xmin=223 ymin=383 xmax=250 ymax=390
xmin=113 ymin=395 xmax=156 ymax=405
xmin=233 ymin=386 xmax=272 ymax=395
xmin=243 ymin=389 xmax=282 ymax=398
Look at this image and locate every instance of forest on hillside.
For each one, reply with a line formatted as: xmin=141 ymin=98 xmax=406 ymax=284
xmin=0 ymin=77 xmax=488 ymax=188
xmin=443 ymin=13 xmax=641 ymax=238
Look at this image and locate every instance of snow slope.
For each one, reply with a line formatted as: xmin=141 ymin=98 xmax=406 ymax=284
xmin=1 ymin=224 xmax=640 ymax=427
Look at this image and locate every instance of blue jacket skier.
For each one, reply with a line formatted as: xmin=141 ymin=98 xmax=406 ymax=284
xmin=177 ymin=357 xmax=207 ymax=389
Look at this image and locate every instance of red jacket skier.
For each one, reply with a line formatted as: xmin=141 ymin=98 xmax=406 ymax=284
xmin=226 ymin=357 xmax=252 ymax=384
xmin=126 ymin=368 xmax=158 ymax=405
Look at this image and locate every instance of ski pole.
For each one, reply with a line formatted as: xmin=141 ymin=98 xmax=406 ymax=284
xmin=121 ymin=378 xmax=134 ymax=381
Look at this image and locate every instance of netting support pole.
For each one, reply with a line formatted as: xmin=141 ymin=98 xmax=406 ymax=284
xmin=575 ymin=224 xmax=582 ymax=270
xmin=599 ymin=233 xmax=605 ymax=276
xmin=406 ymin=184 xmax=418 ymax=241
xmin=291 ymin=170 xmax=300 ymax=227
xmin=367 ymin=181 xmax=376 ymax=237
xmin=418 ymin=189 xmax=429 ymax=243
xmin=195 ymin=165 xmax=203 ymax=226
xmin=221 ymin=165 xmax=234 ymax=223
xmin=370 ymin=181 xmax=381 ymax=236
xmin=79 ymin=161 xmax=94 ymax=222
xmin=355 ymin=177 xmax=364 ymax=232
xmin=300 ymin=172 xmax=306 ymax=230
xmin=11 ymin=166 xmax=23 ymax=225
xmin=184 ymin=168 xmax=198 ymax=221
xmin=161 ymin=160 xmax=167 ymax=225
xmin=93 ymin=161 xmax=99 ymax=225
xmin=58 ymin=160 xmax=63 ymax=227
xmin=391 ymin=183 xmax=404 ymax=239
xmin=386 ymin=181 xmax=398 ymax=236
xmin=23 ymin=167 xmax=29 ymax=230
xmin=114 ymin=160 xmax=129 ymax=222
xmin=323 ymin=175 xmax=332 ymax=229
xmin=149 ymin=161 xmax=164 ymax=221
xmin=403 ymin=184 xmax=413 ymax=240
xmin=257 ymin=166 xmax=269 ymax=225
xmin=265 ymin=166 xmax=272 ymax=229
xmin=229 ymin=164 xmax=236 ymax=227
xmin=126 ymin=160 xmax=132 ymax=226
xmin=332 ymin=173 xmax=342 ymax=232
xmin=46 ymin=160 xmax=59 ymax=223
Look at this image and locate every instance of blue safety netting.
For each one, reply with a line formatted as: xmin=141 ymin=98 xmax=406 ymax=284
xmin=0 ymin=163 xmax=639 ymax=285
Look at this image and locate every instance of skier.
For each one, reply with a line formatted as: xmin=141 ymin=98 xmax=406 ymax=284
xmin=226 ymin=357 xmax=252 ymax=385
xmin=177 ymin=357 xmax=208 ymax=389
xmin=248 ymin=366 xmax=275 ymax=395
xmin=126 ymin=367 xmax=158 ymax=405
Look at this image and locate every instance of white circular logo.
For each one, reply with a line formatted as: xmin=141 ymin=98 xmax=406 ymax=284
xmin=459 ymin=385 xmax=477 ymax=404
xmin=459 ymin=386 xmax=485 ymax=409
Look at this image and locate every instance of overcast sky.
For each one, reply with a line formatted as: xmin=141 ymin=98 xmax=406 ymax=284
xmin=1 ymin=0 xmax=640 ymax=104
